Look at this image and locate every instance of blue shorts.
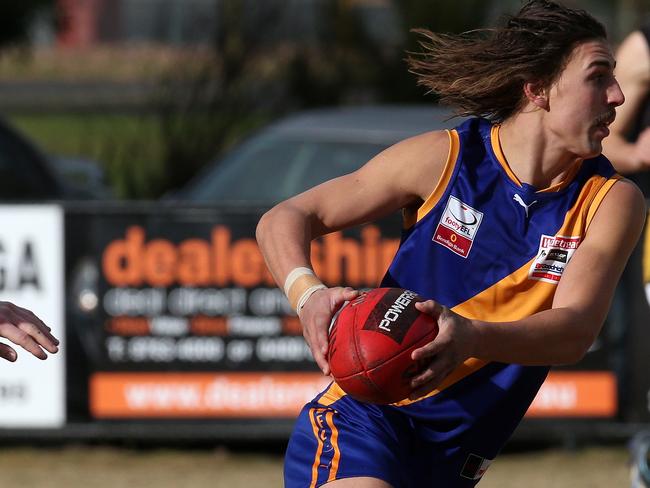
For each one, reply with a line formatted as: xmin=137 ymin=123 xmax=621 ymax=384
xmin=284 ymin=395 xmax=495 ymax=488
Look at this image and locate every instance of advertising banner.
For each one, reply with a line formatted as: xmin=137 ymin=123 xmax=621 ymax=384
xmin=66 ymin=207 xmax=399 ymax=419
xmin=0 ymin=205 xmax=65 ymax=428
xmin=64 ymin=205 xmax=628 ymax=424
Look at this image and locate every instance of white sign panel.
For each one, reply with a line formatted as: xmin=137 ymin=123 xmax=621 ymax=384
xmin=0 ymin=205 xmax=65 ymax=427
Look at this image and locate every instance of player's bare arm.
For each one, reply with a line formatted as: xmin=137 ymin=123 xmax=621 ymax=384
xmin=0 ymin=301 xmax=59 ymax=362
xmin=257 ymin=130 xmax=451 ymax=373
xmin=603 ymin=31 xmax=650 ymax=172
xmin=409 ymin=179 xmax=645 ymax=397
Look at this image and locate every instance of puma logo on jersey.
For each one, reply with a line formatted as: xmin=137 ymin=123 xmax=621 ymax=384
xmin=513 ymin=194 xmax=537 ymax=217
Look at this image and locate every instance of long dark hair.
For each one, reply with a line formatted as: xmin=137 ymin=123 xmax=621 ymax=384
xmin=408 ymin=0 xmax=607 ymax=122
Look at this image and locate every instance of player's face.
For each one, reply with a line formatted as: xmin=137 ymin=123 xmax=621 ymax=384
xmin=545 ymin=39 xmax=624 ymax=158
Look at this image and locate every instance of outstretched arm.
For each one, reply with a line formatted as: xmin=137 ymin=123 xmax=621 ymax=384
xmin=0 ymin=301 xmax=59 ymax=362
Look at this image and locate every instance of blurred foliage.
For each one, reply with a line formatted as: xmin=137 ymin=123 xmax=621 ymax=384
xmin=148 ymin=0 xmax=502 ymax=199
xmin=6 ymin=0 xmax=504 ymax=199
xmin=148 ymin=0 xmax=288 ymax=198
xmin=0 ymin=0 xmax=54 ymax=48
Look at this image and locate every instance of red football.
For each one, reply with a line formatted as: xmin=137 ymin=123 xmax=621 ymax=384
xmin=327 ymin=287 xmax=438 ymax=404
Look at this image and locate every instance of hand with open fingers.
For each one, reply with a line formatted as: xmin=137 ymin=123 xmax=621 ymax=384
xmin=298 ymin=286 xmax=359 ymax=376
xmin=408 ymin=300 xmax=477 ymax=400
xmin=0 ymin=301 xmax=59 ymax=362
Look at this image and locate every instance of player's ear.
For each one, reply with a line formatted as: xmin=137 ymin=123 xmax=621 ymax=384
xmin=523 ymin=80 xmax=549 ymax=110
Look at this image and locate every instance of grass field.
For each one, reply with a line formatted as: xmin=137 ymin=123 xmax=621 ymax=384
xmin=0 ymin=444 xmax=631 ymax=487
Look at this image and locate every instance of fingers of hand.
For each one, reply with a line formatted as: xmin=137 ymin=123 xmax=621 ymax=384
xmin=415 ymin=299 xmax=443 ymax=318
xmin=18 ymin=322 xmax=59 ymax=354
xmin=302 ymin=316 xmax=331 ymax=376
xmin=310 ymin=341 xmax=330 ymax=376
xmin=315 ymin=323 xmax=331 ymax=375
xmin=20 ymin=310 xmax=59 ymax=346
xmin=0 ymin=322 xmax=48 ymax=360
xmin=411 ymin=337 xmax=443 ymax=362
xmin=408 ymin=357 xmax=450 ymax=400
xmin=341 ymin=287 xmax=359 ymax=301
xmin=0 ymin=343 xmax=17 ymax=362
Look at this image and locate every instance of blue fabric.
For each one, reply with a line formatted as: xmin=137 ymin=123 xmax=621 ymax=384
xmin=285 ymin=117 xmax=617 ymax=487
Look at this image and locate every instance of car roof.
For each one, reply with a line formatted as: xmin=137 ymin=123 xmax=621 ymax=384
xmin=263 ymin=105 xmax=461 ymax=144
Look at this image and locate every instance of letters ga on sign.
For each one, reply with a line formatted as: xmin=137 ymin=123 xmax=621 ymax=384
xmin=0 ymin=205 xmax=65 ymax=428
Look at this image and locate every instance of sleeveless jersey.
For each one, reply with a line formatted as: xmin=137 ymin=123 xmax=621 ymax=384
xmin=286 ymin=118 xmax=621 ymax=488
xmin=318 ymin=117 xmax=619 ymax=445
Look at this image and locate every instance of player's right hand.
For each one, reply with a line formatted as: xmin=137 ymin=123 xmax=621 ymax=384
xmin=0 ymin=302 xmax=59 ymax=362
xmin=298 ymin=287 xmax=359 ymax=376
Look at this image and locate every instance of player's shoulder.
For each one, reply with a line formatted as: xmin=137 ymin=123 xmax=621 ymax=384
xmin=590 ymin=177 xmax=646 ymax=236
xmin=359 ymin=128 xmax=453 ymax=204
xmin=373 ymin=129 xmax=451 ymax=176
xmin=392 ymin=128 xmax=451 ymax=154
xmin=606 ymin=177 xmax=646 ymax=211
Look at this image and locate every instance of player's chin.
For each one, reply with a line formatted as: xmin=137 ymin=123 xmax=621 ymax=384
xmin=586 ymin=128 xmax=609 ymax=154
xmin=579 ymin=136 xmax=604 ymax=158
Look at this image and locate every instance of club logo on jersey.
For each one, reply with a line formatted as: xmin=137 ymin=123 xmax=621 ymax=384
xmin=460 ymin=453 xmax=493 ymax=480
xmin=529 ymin=234 xmax=580 ymax=283
xmin=433 ymin=196 xmax=483 ymax=258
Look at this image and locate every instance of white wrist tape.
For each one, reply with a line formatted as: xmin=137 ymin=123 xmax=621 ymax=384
xmin=284 ymin=267 xmax=326 ymax=312
xmin=296 ymin=284 xmax=327 ymax=312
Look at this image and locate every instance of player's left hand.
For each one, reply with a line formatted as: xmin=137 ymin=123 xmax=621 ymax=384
xmin=0 ymin=301 xmax=59 ymax=362
xmin=407 ymin=300 xmax=477 ymax=400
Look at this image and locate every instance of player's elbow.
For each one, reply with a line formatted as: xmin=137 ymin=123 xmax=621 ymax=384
xmin=256 ymin=208 xmax=274 ymax=246
xmin=556 ymin=326 xmax=600 ymax=365
xmin=256 ymin=203 xmax=293 ymax=243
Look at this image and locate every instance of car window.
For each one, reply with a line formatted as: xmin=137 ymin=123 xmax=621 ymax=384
xmin=185 ymin=134 xmax=387 ymax=204
xmin=0 ymin=125 xmax=60 ymax=200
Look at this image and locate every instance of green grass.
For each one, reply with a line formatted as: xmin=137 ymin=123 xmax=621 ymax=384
xmin=9 ymin=112 xmax=163 ymax=198
xmin=10 ymin=113 xmax=161 ymax=161
xmin=8 ymin=110 xmax=274 ymax=199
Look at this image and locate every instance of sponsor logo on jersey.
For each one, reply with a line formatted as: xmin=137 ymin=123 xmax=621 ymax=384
xmin=433 ymin=196 xmax=483 ymax=258
xmin=529 ymin=234 xmax=580 ymax=283
xmin=460 ymin=453 xmax=493 ymax=480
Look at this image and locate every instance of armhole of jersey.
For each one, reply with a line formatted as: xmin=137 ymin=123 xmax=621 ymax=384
xmin=585 ymin=174 xmax=622 ymax=231
xmin=412 ymin=129 xmax=460 ymax=223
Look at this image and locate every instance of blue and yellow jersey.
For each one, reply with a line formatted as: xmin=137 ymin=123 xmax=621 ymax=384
xmin=315 ymin=117 xmax=620 ymax=448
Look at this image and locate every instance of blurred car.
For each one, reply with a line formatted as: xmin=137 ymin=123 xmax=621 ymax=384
xmin=50 ymin=155 xmax=114 ymax=200
xmin=0 ymin=118 xmax=110 ymax=201
xmin=173 ymin=105 xmax=461 ymax=205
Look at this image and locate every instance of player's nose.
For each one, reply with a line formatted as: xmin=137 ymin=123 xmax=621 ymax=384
xmin=609 ymin=79 xmax=625 ymax=107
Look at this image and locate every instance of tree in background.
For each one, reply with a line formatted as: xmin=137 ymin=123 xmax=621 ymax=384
xmin=149 ymin=0 xmax=289 ymax=198
xmin=4 ymin=0 xmax=502 ymax=200
xmin=150 ymin=0 xmax=500 ymax=199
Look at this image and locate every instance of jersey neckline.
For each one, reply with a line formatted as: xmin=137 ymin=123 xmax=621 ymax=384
xmin=488 ymin=124 xmax=583 ymax=194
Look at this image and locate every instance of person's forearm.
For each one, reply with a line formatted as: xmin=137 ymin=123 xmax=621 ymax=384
xmin=256 ymin=202 xmax=317 ymax=288
xmin=470 ymin=307 xmax=598 ymax=366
